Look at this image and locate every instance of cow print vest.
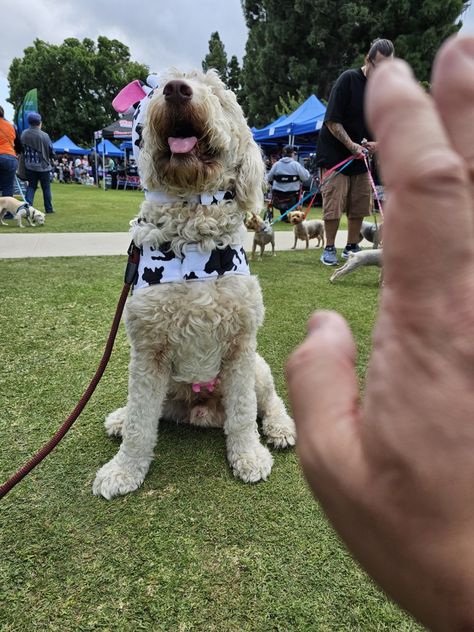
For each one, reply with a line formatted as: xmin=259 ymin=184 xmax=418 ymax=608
xmin=133 ymin=242 xmax=250 ymax=290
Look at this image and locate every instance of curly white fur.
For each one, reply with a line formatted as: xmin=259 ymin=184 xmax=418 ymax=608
xmin=93 ymin=69 xmax=295 ymax=499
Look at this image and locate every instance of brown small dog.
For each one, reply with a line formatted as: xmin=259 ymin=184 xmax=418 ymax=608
xmin=288 ymin=210 xmax=325 ymax=249
xmin=245 ymin=212 xmax=275 ymax=259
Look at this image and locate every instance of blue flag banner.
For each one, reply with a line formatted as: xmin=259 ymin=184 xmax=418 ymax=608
xmin=17 ymin=88 xmax=38 ymax=135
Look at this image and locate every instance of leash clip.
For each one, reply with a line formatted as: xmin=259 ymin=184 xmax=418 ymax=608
xmin=125 ymin=241 xmax=141 ymax=285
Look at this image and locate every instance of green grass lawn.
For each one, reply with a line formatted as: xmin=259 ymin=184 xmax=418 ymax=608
xmin=0 ymin=252 xmax=420 ymax=632
xmin=0 ymin=182 xmax=349 ymax=233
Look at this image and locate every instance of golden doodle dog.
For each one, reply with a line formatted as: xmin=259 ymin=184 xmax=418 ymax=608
xmin=93 ymin=70 xmax=295 ymax=499
xmin=287 ymin=210 xmax=324 ymax=249
xmin=0 ymin=197 xmax=45 ymax=228
xmin=244 ymin=211 xmax=275 ymax=259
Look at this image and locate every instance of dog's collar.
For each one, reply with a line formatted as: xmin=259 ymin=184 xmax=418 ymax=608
xmin=133 ymin=242 xmax=249 ymax=291
xmin=144 ymin=189 xmax=235 ymax=205
xmin=258 ymin=221 xmax=272 ymax=234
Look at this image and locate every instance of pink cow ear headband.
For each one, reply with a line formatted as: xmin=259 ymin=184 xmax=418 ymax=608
xmin=112 ymin=75 xmax=160 ymax=114
xmin=112 ymin=74 xmax=161 ymax=166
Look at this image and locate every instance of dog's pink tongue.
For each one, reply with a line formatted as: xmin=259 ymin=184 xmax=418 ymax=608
xmin=168 ymin=136 xmax=197 ymax=154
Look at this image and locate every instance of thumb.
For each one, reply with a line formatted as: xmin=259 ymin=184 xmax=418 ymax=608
xmin=286 ymin=311 xmax=364 ymax=486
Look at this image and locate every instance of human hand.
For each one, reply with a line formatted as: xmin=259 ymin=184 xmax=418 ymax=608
xmin=286 ymin=36 xmax=474 ymax=631
xmin=362 ymin=140 xmax=377 ymax=155
xmin=350 ymin=142 xmax=365 ymax=156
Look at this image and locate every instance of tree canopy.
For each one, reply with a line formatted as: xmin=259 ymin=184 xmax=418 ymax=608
xmin=202 ymin=32 xmax=229 ymax=81
xmin=239 ymin=0 xmax=469 ymax=127
xmin=202 ymin=33 xmax=243 ymax=97
xmin=8 ymin=37 xmax=149 ymax=144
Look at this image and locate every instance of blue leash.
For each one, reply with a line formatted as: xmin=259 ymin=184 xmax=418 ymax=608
xmin=15 ymin=175 xmax=28 ymax=203
xmin=269 ymin=158 xmax=355 ymax=225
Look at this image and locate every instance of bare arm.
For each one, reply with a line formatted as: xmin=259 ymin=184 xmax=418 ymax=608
xmin=286 ymin=39 xmax=474 ymax=631
xmin=326 ymin=121 xmax=364 ymax=155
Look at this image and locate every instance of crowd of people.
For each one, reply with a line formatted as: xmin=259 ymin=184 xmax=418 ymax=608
xmin=0 ymin=109 xmax=139 ymax=216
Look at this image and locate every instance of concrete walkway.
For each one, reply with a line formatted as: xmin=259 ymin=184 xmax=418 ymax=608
xmin=0 ymin=229 xmax=357 ymax=259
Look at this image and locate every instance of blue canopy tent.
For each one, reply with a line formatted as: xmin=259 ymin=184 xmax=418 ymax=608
xmin=253 ymin=95 xmax=326 ymax=145
xmin=94 ymin=139 xmax=123 ymax=157
xmin=53 ymin=135 xmax=91 ymax=155
xmin=92 ymin=139 xmax=124 ymax=190
xmin=252 ymin=114 xmax=288 ymax=142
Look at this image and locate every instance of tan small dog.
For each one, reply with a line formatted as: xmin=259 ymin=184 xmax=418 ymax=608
xmin=288 ymin=210 xmax=324 ymax=249
xmin=245 ymin=212 xmax=275 ymax=259
xmin=0 ymin=197 xmax=45 ymax=228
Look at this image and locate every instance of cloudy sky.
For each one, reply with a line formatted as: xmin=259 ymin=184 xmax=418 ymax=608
xmin=1 ymin=0 xmax=473 ymax=121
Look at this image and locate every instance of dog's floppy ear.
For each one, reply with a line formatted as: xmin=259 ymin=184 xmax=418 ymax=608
xmin=235 ymin=132 xmax=265 ymax=215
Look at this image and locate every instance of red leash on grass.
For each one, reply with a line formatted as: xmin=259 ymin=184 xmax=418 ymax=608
xmin=0 ymin=243 xmax=141 ymax=500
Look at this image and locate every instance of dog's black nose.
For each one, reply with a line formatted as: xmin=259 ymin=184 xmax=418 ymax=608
xmin=163 ymin=80 xmax=193 ymax=103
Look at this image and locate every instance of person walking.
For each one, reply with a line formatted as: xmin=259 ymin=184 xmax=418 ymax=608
xmin=267 ymin=145 xmax=310 ymax=222
xmin=317 ymin=38 xmax=394 ymax=266
xmin=20 ymin=111 xmax=55 ymax=213
xmin=0 ymin=105 xmax=21 ymax=197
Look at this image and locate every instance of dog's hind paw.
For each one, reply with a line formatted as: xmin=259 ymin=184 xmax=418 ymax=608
xmin=92 ymin=454 xmax=149 ymax=499
xmin=104 ymin=407 xmax=126 ymax=437
xmin=227 ymin=441 xmax=273 ymax=483
xmin=264 ymin=413 xmax=296 ymax=449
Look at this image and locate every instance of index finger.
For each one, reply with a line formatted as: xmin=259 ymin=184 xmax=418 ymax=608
xmin=366 ymin=59 xmax=473 ymax=294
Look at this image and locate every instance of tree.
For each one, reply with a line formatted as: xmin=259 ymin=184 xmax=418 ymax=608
xmin=226 ymin=55 xmax=242 ymax=95
xmin=202 ymin=32 xmax=228 ymax=82
xmin=240 ymin=0 xmax=469 ymax=127
xmin=275 ymin=89 xmax=307 ymax=118
xmin=8 ymin=37 xmax=148 ymax=144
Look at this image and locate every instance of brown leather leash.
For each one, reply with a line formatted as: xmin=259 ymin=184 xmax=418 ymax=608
xmin=0 ymin=242 xmax=141 ymax=500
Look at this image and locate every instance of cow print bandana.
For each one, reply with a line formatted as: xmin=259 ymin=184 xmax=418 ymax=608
xmin=133 ymin=242 xmax=250 ymax=291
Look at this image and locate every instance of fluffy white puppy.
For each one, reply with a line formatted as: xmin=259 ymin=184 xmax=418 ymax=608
xmin=93 ymin=69 xmax=295 ymax=499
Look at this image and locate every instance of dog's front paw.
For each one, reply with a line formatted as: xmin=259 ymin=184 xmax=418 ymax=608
xmin=104 ymin=407 xmax=126 ymax=437
xmin=264 ymin=412 xmax=296 ymax=448
xmin=227 ymin=441 xmax=273 ymax=483
xmin=92 ymin=454 xmax=150 ymax=499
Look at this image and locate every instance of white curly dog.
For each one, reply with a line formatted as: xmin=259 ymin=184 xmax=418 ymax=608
xmin=93 ymin=69 xmax=295 ymax=499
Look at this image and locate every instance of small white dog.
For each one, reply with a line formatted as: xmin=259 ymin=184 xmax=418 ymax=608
xmin=330 ymin=248 xmax=383 ymax=283
xmin=93 ymin=69 xmax=295 ymax=499
xmin=287 ymin=210 xmax=325 ymax=249
xmin=0 ymin=197 xmax=45 ymax=228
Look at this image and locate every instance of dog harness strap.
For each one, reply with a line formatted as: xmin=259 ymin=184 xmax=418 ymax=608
xmin=16 ymin=202 xmax=30 ymax=216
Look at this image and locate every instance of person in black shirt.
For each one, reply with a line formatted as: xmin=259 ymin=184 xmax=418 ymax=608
xmin=317 ymin=38 xmax=394 ymax=266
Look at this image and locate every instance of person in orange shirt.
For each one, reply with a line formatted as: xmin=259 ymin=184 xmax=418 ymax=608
xmin=0 ymin=106 xmax=21 ymax=197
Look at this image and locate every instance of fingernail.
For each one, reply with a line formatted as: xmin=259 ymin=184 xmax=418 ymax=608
xmin=307 ymin=310 xmax=332 ymax=334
